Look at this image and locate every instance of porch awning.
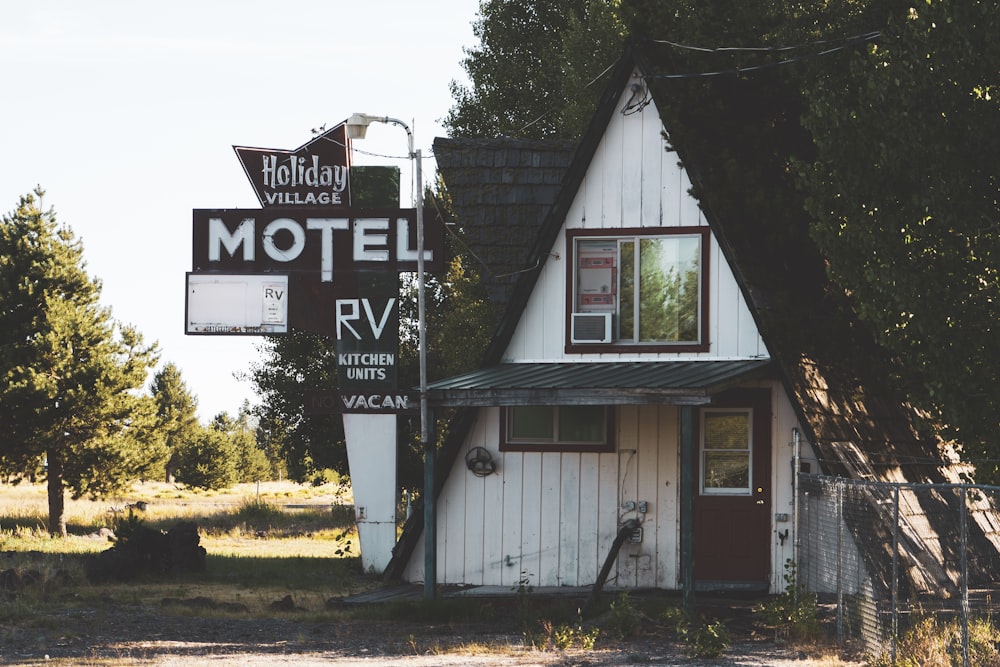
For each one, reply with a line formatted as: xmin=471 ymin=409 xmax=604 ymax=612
xmin=424 ymin=359 xmax=774 ymax=407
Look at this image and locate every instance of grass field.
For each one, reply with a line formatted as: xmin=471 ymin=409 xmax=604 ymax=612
xmin=0 ymin=480 xmax=375 ymax=614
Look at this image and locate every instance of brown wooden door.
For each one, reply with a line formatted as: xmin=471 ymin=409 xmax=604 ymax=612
xmin=693 ymin=389 xmax=772 ymax=585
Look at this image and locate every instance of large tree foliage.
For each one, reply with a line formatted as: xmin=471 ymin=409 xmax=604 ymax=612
xmin=0 ymin=190 xmax=162 ymax=535
xmin=150 ymin=361 xmax=200 ymax=482
xmin=452 ymin=0 xmax=1000 ymax=478
xmin=246 ymin=330 xmax=346 ymax=483
xmin=173 ymin=407 xmax=270 ymax=490
xmin=800 ymin=1 xmax=1000 ymax=479
xmin=446 ymin=0 xmax=626 ymax=139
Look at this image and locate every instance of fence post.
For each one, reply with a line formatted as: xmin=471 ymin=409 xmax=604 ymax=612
xmin=960 ymin=486 xmax=969 ymax=667
xmin=836 ymin=479 xmax=844 ymax=645
xmin=891 ymin=485 xmax=899 ymax=664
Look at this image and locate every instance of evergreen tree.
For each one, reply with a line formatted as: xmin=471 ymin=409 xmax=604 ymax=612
xmin=0 ymin=190 xmax=162 ymax=535
xmin=246 ymin=330 xmax=345 ymax=483
xmin=173 ymin=424 xmax=239 ymax=491
xmin=446 ymin=0 xmax=626 ymax=139
xmin=150 ymin=361 xmax=200 ymax=482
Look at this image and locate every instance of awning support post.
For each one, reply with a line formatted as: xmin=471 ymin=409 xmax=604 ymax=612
xmin=680 ymin=405 xmax=696 ymax=612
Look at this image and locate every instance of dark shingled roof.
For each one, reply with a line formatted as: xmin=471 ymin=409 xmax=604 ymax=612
xmin=434 ymin=137 xmax=576 ymax=308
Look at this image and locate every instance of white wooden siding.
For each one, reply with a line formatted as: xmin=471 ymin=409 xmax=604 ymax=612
xmin=504 ymin=72 xmax=767 ymax=363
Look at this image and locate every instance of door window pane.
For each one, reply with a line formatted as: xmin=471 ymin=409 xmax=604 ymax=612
xmin=702 ymin=410 xmax=751 ymax=494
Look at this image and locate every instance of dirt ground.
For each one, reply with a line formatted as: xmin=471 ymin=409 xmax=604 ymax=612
xmin=3 ymin=596 xmax=864 ymax=666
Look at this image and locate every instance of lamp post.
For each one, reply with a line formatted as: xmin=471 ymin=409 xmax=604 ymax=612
xmin=346 ymin=114 xmax=434 ymax=599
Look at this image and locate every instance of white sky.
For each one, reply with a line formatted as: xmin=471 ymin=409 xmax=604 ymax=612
xmin=0 ymin=1 xmax=478 ymax=421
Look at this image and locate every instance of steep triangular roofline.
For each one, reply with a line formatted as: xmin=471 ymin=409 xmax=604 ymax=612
xmin=384 ymin=41 xmax=982 ymax=582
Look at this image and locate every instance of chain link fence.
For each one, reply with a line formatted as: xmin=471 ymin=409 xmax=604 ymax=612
xmin=797 ymin=475 xmax=1000 ymax=664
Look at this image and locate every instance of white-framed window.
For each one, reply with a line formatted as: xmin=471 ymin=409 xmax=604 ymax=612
xmin=700 ymin=408 xmax=752 ymax=495
xmin=501 ymin=405 xmax=613 ymax=452
xmin=567 ymin=227 xmax=709 ymax=351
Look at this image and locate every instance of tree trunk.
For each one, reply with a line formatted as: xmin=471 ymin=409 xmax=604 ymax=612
xmin=46 ymin=450 xmax=67 ymax=537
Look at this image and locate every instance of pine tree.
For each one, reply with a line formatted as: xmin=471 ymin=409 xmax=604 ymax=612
xmin=0 ymin=189 xmax=162 ymax=535
xmin=150 ymin=362 xmax=200 ymax=482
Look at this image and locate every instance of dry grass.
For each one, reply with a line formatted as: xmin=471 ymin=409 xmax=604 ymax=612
xmin=0 ymin=480 xmax=357 ymax=558
xmin=0 ymin=479 xmax=373 ymax=619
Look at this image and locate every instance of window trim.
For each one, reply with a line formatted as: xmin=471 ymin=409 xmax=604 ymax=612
xmin=500 ymin=405 xmax=615 ymax=453
xmin=699 ymin=407 xmax=753 ymax=496
xmin=565 ymin=227 xmax=711 ymax=354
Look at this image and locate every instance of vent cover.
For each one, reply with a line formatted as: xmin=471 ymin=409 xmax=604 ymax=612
xmin=571 ymin=312 xmax=613 ymax=344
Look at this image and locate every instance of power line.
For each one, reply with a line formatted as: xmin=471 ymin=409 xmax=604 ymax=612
xmin=643 ymin=31 xmax=880 ymax=80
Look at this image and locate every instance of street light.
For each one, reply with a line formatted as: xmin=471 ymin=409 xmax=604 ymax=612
xmin=345 ymin=113 xmax=434 ymax=599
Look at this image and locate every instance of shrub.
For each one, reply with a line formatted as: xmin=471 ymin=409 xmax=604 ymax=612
xmin=756 ymin=559 xmax=820 ymax=644
xmin=604 ymin=591 xmax=642 ymax=640
xmin=679 ymin=616 xmax=731 ymax=658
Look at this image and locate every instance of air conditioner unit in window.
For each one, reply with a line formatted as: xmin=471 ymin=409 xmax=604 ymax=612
xmin=571 ymin=312 xmax=614 ymax=344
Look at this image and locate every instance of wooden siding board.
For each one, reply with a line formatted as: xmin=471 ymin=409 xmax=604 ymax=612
xmin=661 ymin=153 xmax=683 ymax=228
xmin=441 ymin=438 xmax=468 ymax=584
xmin=597 ymin=450 xmax=619 ymax=586
xmin=616 ymin=407 xmax=640 ymax=588
xmin=620 ymin=84 xmax=644 ymax=229
xmin=578 ymin=452 xmax=603 ymax=584
xmin=602 ymin=108 xmax=625 ymax=229
xmin=538 ymin=453 xmax=562 ymax=585
xmin=482 ymin=409 xmax=506 ymax=584
xmin=584 ymin=137 xmax=605 ymax=230
xmin=500 ymin=453 xmax=524 ymax=588
xmin=679 ymin=167 xmax=702 ymax=227
xmin=462 ymin=418 xmax=489 ymax=585
xmin=559 ymin=454 xmax=582 ymax=585
xmin=656 ymin=405 xmax=679 ymax=588
xmin=640 ymin=99 xmax=665 ymax=229
xmin=520 ymin=452 xmax=543 ymax=587
xmin=636 ymin=405 xmax=660 ymax=588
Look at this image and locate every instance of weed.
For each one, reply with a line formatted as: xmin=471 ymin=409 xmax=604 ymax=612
xmin=866 ymin=613 xmax=1000 ymax=667
xmin=678 ymin=616 xmax=731 ymax=658
xmin=604 ymin=591 xmax=642 ymax=640
xmin=529 ymin=617 xmax=600 ymax=651
xmin=756 ymin=559 xmax=821 ymax=644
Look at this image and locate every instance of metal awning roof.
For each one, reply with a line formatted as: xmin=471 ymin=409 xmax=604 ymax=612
xmin=425 ymin=359 xmax=774 ymax=407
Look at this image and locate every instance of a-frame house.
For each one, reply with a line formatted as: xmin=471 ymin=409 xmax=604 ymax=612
xmin=384 ymin=43 xmax=1000 ymax=596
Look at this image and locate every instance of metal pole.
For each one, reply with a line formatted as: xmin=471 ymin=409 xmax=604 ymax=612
xmin=891 ymin=485 xmax=899 ymax=665
xmin=837 ymin=480 xmax=844 ymax=645
xmin=680 ymin=406 xmax=695 ymax=612
xmin=960 ymin=486 xmax=969 ymax=667
xmin=414 ymin=146 xmax=436 ymax=600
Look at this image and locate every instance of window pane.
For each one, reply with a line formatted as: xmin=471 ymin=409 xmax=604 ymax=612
xmin=704 ymin=412 xmax=749 ymax=450
xmin=619 ymin=240 xmax=635 ymax=340
xmin=576 ymin=240 xmax=618 ymax=313
xmin=558 ymin=405 xmax=606 ymax=443
xmin=704 ymin=452 xmax=750 ymax=489
xmin=636 ymin=236 xmax=700 ymax=342
xmin=510 ymin=406 xmax=553 ymax=440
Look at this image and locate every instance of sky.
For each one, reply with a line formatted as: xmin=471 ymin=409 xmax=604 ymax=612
xmin=0 ymin=1 xmax=479 ymax=421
